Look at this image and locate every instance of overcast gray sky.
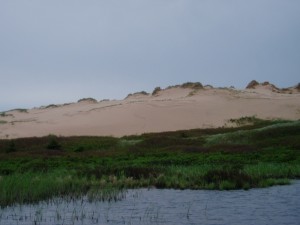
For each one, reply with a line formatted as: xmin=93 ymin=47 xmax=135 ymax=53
xmin=1 ymin=0 xmax=299 ymax=111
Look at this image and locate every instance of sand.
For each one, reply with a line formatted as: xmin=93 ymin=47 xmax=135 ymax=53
xmin=1 ymin=84 xmax=299 ymax=139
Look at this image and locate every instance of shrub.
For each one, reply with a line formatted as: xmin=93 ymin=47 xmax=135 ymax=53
xmin=6 ymin=141 xmax=16 ymax=153
xmin=13 ymin=108 xmax=28 ymax=113
xmin=78 ymin=98 xmax=97 ymax=103
xmin=152 ymin=87 xmax=161 ymax=96
xmin=75 ymin=146 xmax=85 ymax=152
xmin=246 ymin=80 xmax=259 ymax=89
xmin=46 ymin=136 xmax=61 ymax=150
xmin=181 ymin=82 xmax=203 ymax=89
xmin=126 ymin=91 xmax=149 ymax=99
xmin=228 ymin=116 xmax=261 ymax=126
xmin=140 ymin=91 xmax=148 ymax=95
xmin=45 ymin=104 xmax=58 ymax=109
xmin=203 ymin=165 xmax=257 ymax=189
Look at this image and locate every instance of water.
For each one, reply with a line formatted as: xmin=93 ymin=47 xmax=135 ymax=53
xmin=1 ymin=181 xmax=299 ymax=225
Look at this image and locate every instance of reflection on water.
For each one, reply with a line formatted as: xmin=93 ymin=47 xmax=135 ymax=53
xmin=1 ymin=180 xmax=299 ymax=225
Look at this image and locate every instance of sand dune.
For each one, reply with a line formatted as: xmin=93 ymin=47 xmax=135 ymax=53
xmin=1 ymin=82 xmax=299 ymax=139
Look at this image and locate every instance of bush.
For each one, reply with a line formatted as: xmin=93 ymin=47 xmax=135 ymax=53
xmin=17 ymin=109 xmax=28 ymax=113
xmin=246 ymin=80 xmax=259 ymax=89
xmin=126 ymin=91 xmax=149 ymax=99
xmin=75 ymin=146 xmax=85 ymax=152
xmin=46 ymin=136 xmax=61 ymax=150
xmin=78 ymin=98 xmax=97 ymax=103
xmin=45 ymin=104 xmax=58 ymax=109
xmin=152 ymin=87 xmax=161 ymax=96
xmin=6 ymin=141 xmax=16 ymax=153
xmin=181 ymin=82 xmax=203 ymax=89
xmin=203 ymin=165 xmax=257 ymax=189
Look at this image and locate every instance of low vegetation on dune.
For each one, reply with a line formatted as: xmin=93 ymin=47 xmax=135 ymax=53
xmin=245 ymin=80 xmax=299 ymax=93
xmin=151 ymin=82 xmax=204 ymax=96
xmin=246 ymin=80 xmax=261 ymax=89
xmin=44 ymin=104 xmax=59 ymax=109
xmin=77 ymin=97 xmax=98 ymax=103
xmin=180 ymin=82 xmax=203 ymax=89
xmin=152 ymin=87 xmax=161 ymax=96
xmin=166 ymin=82 xmax=204 ymax=90
xmin=0 ymin=108 xmax=28 ymax=113
xmin=0 ymin=118 xmax=299 ymax=206
xmin=126 ymin=91 xmax=149 ymax=99
xmin=0 ymin=120 xmax=7 ymax=125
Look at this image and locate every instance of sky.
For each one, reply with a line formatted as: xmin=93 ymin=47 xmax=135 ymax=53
xmin=0 ymin=0 xmax=299 ymax=111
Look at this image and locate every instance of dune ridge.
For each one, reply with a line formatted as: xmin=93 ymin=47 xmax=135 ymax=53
xmin=1 ymin=81 xmax=299 ymax=139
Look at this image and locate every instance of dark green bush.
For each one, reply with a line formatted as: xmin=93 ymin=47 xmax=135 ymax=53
xmin=75 ymin=146 xmax=85 ymax=152
xmin=46 ymin=136 xmax=61 ymax=150
xmin=6 ymin=141 xmax=16 ymax=153
xmin=152 ymin=87 xmax=161 ymax=95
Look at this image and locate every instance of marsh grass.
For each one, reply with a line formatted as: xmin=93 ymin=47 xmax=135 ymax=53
xmin=0 ymin=119 xmax=299 ymax=206
xmin=0 ymin=163 xmax=299 ymax=206
xmin=244 ymin=163 xmax=300 ymax=178
xmin=0 ymin=171 xmax=128 ymax=207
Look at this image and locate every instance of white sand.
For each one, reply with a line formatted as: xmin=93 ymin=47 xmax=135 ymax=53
xmin=1 ymin=86 xmax=299 ymax=139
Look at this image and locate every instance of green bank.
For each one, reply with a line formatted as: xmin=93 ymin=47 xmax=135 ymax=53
xmin=0 ymin=118 xmax=299 ymax=207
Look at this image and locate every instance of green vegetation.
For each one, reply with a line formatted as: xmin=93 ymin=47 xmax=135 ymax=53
xmin=228 ymin=116 xmax=264 ymax=126
xmin=46 ymin=135 xmax=62 ymax=150
xmin=0 ymin=112 xmax=13 ymax=117
xmin=0 ymin=120 xmax=7 ymax=124
xmin=181 ymin=82 xmax=203 ymax=89
xmin=0 ymin=119 xmax=299 ymax=206
xmin=152 ymin=87 xmax=161 ymax=95
xmin=126 ymin=91 xmax=149 ymax=98
xmin=14 ymin=109 xmax=28 ymax=113
xmin=246 ymin=80 xmax=259 ymax=89
xmin=77 ymin=98 xmax=98 ymax=103
xmin=167 ymin=82 xmax=204 ymax=90
xmin=6 ymin=141 xmax=16 ymax=153
xmin=45 ymin=104 xmax=59 ymax=109
xmin=12 ymin=108 xmax=28 ymax=113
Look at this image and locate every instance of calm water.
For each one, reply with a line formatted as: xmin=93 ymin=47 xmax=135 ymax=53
xmin=1 ymin=181 xmax=299 ymax=225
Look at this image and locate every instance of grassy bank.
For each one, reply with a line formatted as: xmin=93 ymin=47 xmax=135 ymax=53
xmin=0 ymin=118 xmax=299 ymax=206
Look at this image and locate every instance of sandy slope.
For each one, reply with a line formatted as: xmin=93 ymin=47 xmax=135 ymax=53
xmin=1 ymin=85 xmax=299 ymax=139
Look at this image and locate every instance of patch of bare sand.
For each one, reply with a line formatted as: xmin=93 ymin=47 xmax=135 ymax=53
xmin=1 ymin=84 xmax=299 ymax=139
